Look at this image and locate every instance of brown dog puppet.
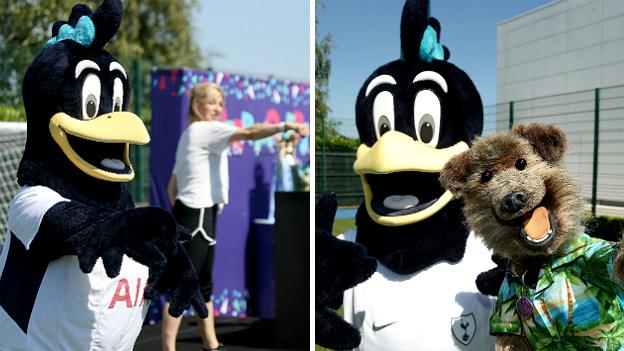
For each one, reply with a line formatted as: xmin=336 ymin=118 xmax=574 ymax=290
xmin=440 ymin=123 xmax=624 ymax=350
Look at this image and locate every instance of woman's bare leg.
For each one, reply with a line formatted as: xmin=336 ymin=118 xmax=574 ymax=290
xmin=197 ymin=301 xmax=220 ymax=349
xmin=161 ymin=302 xmax=183 ymax=351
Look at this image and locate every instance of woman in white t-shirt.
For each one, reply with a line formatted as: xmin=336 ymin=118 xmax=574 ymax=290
xmin=162 ymin=82 xmax=308 ymax=351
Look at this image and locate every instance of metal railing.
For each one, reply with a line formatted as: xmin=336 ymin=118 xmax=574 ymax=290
xmin=314 ymin=151 xmax=362 ymax=206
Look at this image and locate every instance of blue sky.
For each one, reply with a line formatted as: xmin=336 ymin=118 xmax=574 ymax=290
xmin=192 ymin=0 xmax=310 ymax=83
xmin=317 ymin=0 xmax=552 ymax=137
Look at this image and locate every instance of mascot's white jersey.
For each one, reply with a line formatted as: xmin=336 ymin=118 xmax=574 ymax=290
xmin=342 ymin=230 xmax=497 ymax=351
xmin=0 ymin=186 xmax=149 ymax=351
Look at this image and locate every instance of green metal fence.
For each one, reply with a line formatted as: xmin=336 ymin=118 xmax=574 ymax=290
xmin=127 ymin=58 xmax=149 ymax=204
xmin=128 ymin=144 xmax=149 ymax=205
xmin=314 ymin=151 xmax=362 ymax=206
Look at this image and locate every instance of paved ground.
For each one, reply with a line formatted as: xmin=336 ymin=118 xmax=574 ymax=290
xmin=135 ymin=317 xmax=306 ymax=351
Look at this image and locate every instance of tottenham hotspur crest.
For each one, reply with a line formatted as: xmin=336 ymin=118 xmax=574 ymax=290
xmin=451 ymin=313 xmax=476 ymax=346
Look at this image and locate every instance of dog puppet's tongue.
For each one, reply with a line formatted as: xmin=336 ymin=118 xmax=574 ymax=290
xmin=522 ymin=207 xmax=551 ymax=241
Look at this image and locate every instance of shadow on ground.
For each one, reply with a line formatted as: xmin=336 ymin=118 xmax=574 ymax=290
xmin=135 ymin=317 xmax=305 ymax=351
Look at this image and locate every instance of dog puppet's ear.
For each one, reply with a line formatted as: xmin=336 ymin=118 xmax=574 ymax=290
xmin=512 ymin=124 xmax=567 ymax=163
xmin=440 ymin=151 xmax=471 ymax=197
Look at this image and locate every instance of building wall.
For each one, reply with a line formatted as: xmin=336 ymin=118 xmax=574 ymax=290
xmin=496 ymin=0 xmax=624 ymax=206
xmin=497 ymin=0 xmax=624 ymax=103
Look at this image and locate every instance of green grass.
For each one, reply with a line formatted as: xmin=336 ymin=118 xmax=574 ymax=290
xmin=316 ymin=342 xmax=331 ymax=351
xmin=332 ymin=218 xmax=356 ymax=236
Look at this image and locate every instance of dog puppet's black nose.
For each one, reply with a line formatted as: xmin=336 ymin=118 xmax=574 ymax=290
xmin=502 ymin=192 xmax=527 ymax=213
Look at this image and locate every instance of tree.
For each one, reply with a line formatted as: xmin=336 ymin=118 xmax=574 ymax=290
xmin=315 ymin=0 xmax=334 ymax=142
xmin=0 ymin=0 xmax=205 ymax=122
xmin=315 ymin=0 xmax=359 ymax=152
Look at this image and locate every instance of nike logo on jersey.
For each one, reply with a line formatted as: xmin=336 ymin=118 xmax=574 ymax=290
xmin=372 ymin=321 xmax=397 ymax=331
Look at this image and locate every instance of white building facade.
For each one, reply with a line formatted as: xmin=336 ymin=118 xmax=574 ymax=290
xmin=496 ymin=0 xmax=624 ymax=209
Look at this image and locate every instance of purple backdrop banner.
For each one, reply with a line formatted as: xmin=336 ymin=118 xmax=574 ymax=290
xmin=149 ymin=68 xmax=310 ymax=319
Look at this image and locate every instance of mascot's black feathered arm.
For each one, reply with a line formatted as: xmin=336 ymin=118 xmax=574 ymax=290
xmin=32 ymin=203 xmax=171 ymax=277
xmin=315 ymin=192 xmax=377 ymax=350
xmin=28 ymin=201 xmax=207 ymax=318
xmin=17 ymin=0 xmax=207 ymax=318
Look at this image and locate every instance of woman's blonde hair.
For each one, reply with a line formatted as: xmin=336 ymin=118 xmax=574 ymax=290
xmin=189 ymin=82 xmax=225 ymax=121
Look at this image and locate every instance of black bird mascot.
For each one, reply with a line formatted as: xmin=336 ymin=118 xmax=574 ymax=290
xmin=316 ymin=1 xmax=497 ymax=350
xmin=0 ymin=1 xmax=207 ymax=349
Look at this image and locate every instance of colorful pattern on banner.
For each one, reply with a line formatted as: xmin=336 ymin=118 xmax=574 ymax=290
xmin=148 ymin=69 xmax=310 ymax=322
xmin=152 ymin=69 xmax=310 ymax=157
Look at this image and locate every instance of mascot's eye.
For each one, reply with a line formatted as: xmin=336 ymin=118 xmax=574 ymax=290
xmin=378 ymin=116 xmax=391 ymax=136
xmin=113 ymin=78 xmax=124 ymax=112
xmin=413 ymin=89 xmax=441 ymax=147
xmin=86 ymin=96 xmax=97 ymax=116
xmin=515 ymin=158 xmax=527 ymax=170
xmin=372 ymin=91 xmax=395 ymax=140
xmin=81 ymin=74 xmax=101 ymax=120
xmin=418 ymin=116 xmax=435 ymax=143
xmin=481 ymin=170 xmax=493 ymax=182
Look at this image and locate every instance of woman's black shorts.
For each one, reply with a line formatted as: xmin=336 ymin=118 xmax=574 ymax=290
xmin=172 ymin=200 xmax=219 ymax=302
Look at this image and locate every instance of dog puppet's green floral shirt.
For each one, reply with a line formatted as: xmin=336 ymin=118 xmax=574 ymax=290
xmin=490 ymin=233 xmax=624 ymax=350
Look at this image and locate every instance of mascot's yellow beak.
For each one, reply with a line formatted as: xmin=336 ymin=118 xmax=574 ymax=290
xmin=354 ymin=130 xmax=468 ymax=226
xmin=49 ymin=111 xmax=150 ymax=182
